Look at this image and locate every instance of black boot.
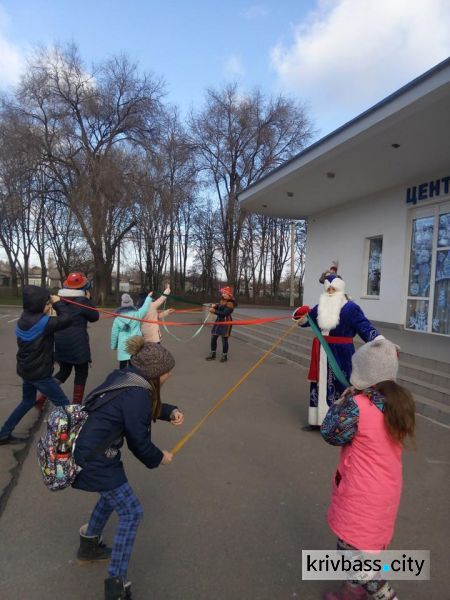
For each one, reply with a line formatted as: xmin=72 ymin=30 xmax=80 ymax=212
xmin=205 ymin=352 xmax=216 ymax=361
xmin=302 ymin=425 xmax=320 ymax=431
xmin=220 ymin=354 xmax=228 ymax=362
xmin=104 ymin=577 xmax=132 ymax=600
xmin=77 ymin=524 xmax=112 ymax=563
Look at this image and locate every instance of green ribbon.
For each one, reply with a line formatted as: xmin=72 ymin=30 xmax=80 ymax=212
xmin=154 ymin=291 xmax=205 ymax=306
xmin=306 ymin=315 xmax=350 ymax=388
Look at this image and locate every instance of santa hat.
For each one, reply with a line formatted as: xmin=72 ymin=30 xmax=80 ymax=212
xmin=324 ymin=274 xmax=345 ymax=293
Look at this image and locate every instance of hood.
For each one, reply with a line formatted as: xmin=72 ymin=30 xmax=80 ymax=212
xmin=22 ymin=285 xmax=51 ymax=313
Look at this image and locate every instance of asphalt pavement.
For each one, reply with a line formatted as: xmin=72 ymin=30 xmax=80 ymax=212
xmin=0 ymin=309 xmax=448 ymax=599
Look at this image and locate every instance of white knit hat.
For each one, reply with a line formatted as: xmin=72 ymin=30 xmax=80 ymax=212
xmin=121 ymin=293 xmax=134 ymax=307
xmin=350 ymin=337 xmax=399 ymax=389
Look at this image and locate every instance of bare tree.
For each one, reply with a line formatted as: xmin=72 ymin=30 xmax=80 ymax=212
xmin=8 ymin=44 xmax=165 ymax=302
xmin=190 ymin=84 xmax=313 ymax=287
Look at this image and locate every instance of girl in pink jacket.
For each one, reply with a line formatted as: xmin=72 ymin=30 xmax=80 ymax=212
xmin=321 ymin=338 xmax=415 ymax=600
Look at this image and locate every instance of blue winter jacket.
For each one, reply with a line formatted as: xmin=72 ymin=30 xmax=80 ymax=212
xmin=110 ymin=296 xmax=152 ymax=361
xmin=72 ymin=366 xmax=177 ymax=492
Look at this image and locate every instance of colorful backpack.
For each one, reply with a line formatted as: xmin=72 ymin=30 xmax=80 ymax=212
xmin=37 ymin=372 xmax=153 ymax=491
xmin=37 ymin=405 xmax=89 ymax=491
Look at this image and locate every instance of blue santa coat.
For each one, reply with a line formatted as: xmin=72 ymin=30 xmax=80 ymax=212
xmin=303 ymin=300 xmax=379 ymax=400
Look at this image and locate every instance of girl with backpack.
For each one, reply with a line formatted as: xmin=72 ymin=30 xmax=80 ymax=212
xmin=72 ymin=337 xmax=184 ymax=600
xmin=111 ymin=292 xmax=153 ymax=369
xmin=320 ymin=338 xmax=415 ymax=600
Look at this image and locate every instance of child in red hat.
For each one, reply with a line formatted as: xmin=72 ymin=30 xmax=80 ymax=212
xmin=205 ymin=287 xmax=237 ymax=363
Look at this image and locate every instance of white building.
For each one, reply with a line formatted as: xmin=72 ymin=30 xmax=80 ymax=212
xmin=240 ymin=58 xmax=450 ymax=364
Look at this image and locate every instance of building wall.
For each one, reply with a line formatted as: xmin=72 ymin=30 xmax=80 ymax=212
xmin=304 ymin=184 xmax=409 ymax=324
xmin=302 ymin=175 xmax=450 ymax=362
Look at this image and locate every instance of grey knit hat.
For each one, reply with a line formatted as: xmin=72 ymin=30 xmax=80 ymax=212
xmin=121 ymin=293 xmax=134 ymax=307
xmin=350 ymin=337 xmax=399 ymax=390
xmin=128 ymin=339 xmax=175 ymax=380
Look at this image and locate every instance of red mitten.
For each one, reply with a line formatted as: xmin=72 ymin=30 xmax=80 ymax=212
xmin=292 ymin=305 xmax=310 ymax=321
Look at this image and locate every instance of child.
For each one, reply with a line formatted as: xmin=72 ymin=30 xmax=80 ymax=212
xmin=0 ymin=285 xmax=72 ymax=445
xmin=321 ymin=338 xmax=415 ymax=600
xmin=140 ymin=284 xmax=175 ymax=343
xmin=205 ymin=286 xmax=237 ymax=363
xmin=72 ymin=337 xmax=183 ymax=600
xmin=111 ymin=292 xmax=152 ymax=369
xmin=37 ymin=272 xmax=99 ymax=407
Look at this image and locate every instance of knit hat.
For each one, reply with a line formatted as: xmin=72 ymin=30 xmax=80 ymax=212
xmin=127 ymin=337 xmax=175 ymax=380
xmin=350 ymin=337 xmax=399 ymax=389
xmin=220 ymin=286 xmax=234 ymax=299
xmin=121 ymin=293 xmax=134 ymax=308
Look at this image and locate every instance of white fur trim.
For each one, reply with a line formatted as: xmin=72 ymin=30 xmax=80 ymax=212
xmin=58 ymin=288 xmax=86 ymax=297
xmin=317 ymin=345 xmax=329 ymax=424
xmin=329 ymin=277 xmax=345 ymax=292
xmin=308 ymin=405 xmax=319 ymax=426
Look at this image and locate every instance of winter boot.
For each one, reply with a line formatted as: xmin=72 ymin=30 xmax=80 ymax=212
xmin=205 ymin=352 xmax=216 ymax=361
xmin=104 ymin=577 xmax=132 ymax=600
xmin=77 ymin=524 xmax=112 ymax=564
xmin=35 ymin=393 xmax=47 ymax=412
xmin=323 ymin=582 xmax=368 ymax=600
xmin=72 ymin=384 xmax=85 ymax=404
xmin=220 ymin=354 xmax=228 ymax=363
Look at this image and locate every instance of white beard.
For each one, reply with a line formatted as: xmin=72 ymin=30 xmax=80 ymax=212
xmin=317 ymin=292 xmax=347 ymax=332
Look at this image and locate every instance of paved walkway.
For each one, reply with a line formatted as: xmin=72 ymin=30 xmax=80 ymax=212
xmin=0 ymin=312 xmax=448 ymax=599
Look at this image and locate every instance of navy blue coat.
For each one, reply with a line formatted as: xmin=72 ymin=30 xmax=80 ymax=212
xmin=54 ymin=296 xmax=99 ymax=364
xmin=210 ymin=300 xmax=236 ymax=337
xmin=73 ymin=367 xmax=177 ymax=492
xmin=16 ymin=286 xmax=72 ymax=381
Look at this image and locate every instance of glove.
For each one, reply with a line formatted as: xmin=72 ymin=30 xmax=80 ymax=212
xmin=292 ymin=305 xmax=310 ymax=321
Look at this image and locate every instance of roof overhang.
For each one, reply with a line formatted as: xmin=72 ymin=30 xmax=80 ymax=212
xmin=239 ymin=58 xmax=450 ymax=218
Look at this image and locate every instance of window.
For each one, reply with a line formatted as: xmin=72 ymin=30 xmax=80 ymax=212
xmin=406 ymin=202 xmax=450 ymax=334
xmin=365 ymin=236 xmax=383 ymax=296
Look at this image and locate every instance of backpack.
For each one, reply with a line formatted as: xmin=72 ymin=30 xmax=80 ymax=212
xmin=37 ymin=371 xmax=152 ymax=491
xmin=37 ymin=404 xmax=89 ymax=492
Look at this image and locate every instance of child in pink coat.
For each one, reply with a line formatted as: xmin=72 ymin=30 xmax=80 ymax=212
xmin=141 ymin=285 xmax=175 ymax=343
xmin=321 ymin=338 xmax=416 ymax=600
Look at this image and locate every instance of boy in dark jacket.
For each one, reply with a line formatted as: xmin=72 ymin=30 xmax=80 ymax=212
xmin=73 ymin=337 xmax=184 ymax=600
xmin=53 ymin=272 xmax=99 ymax=403
xmin=0 ymin=285 xmax=72 ymax=444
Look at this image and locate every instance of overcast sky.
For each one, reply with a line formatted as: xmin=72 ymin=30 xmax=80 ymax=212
xmin=1 ymin=0 xmax=449 ymax=138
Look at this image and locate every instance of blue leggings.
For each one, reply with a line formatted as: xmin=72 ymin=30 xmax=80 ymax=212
xmin=0 ymin=377 xmax=69 ymax=437
xmin=86 ymin=482 xmax=144 ymax=579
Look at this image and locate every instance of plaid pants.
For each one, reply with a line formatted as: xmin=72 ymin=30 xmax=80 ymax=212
xmin=337 ymin=538 xmax=397 ymax=600
xmin=86 ymin=482 xmax=144 ymax=578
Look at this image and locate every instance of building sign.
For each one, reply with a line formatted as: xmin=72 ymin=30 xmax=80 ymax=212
xmin=406 ymin=175 xmax=450 ymax=205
